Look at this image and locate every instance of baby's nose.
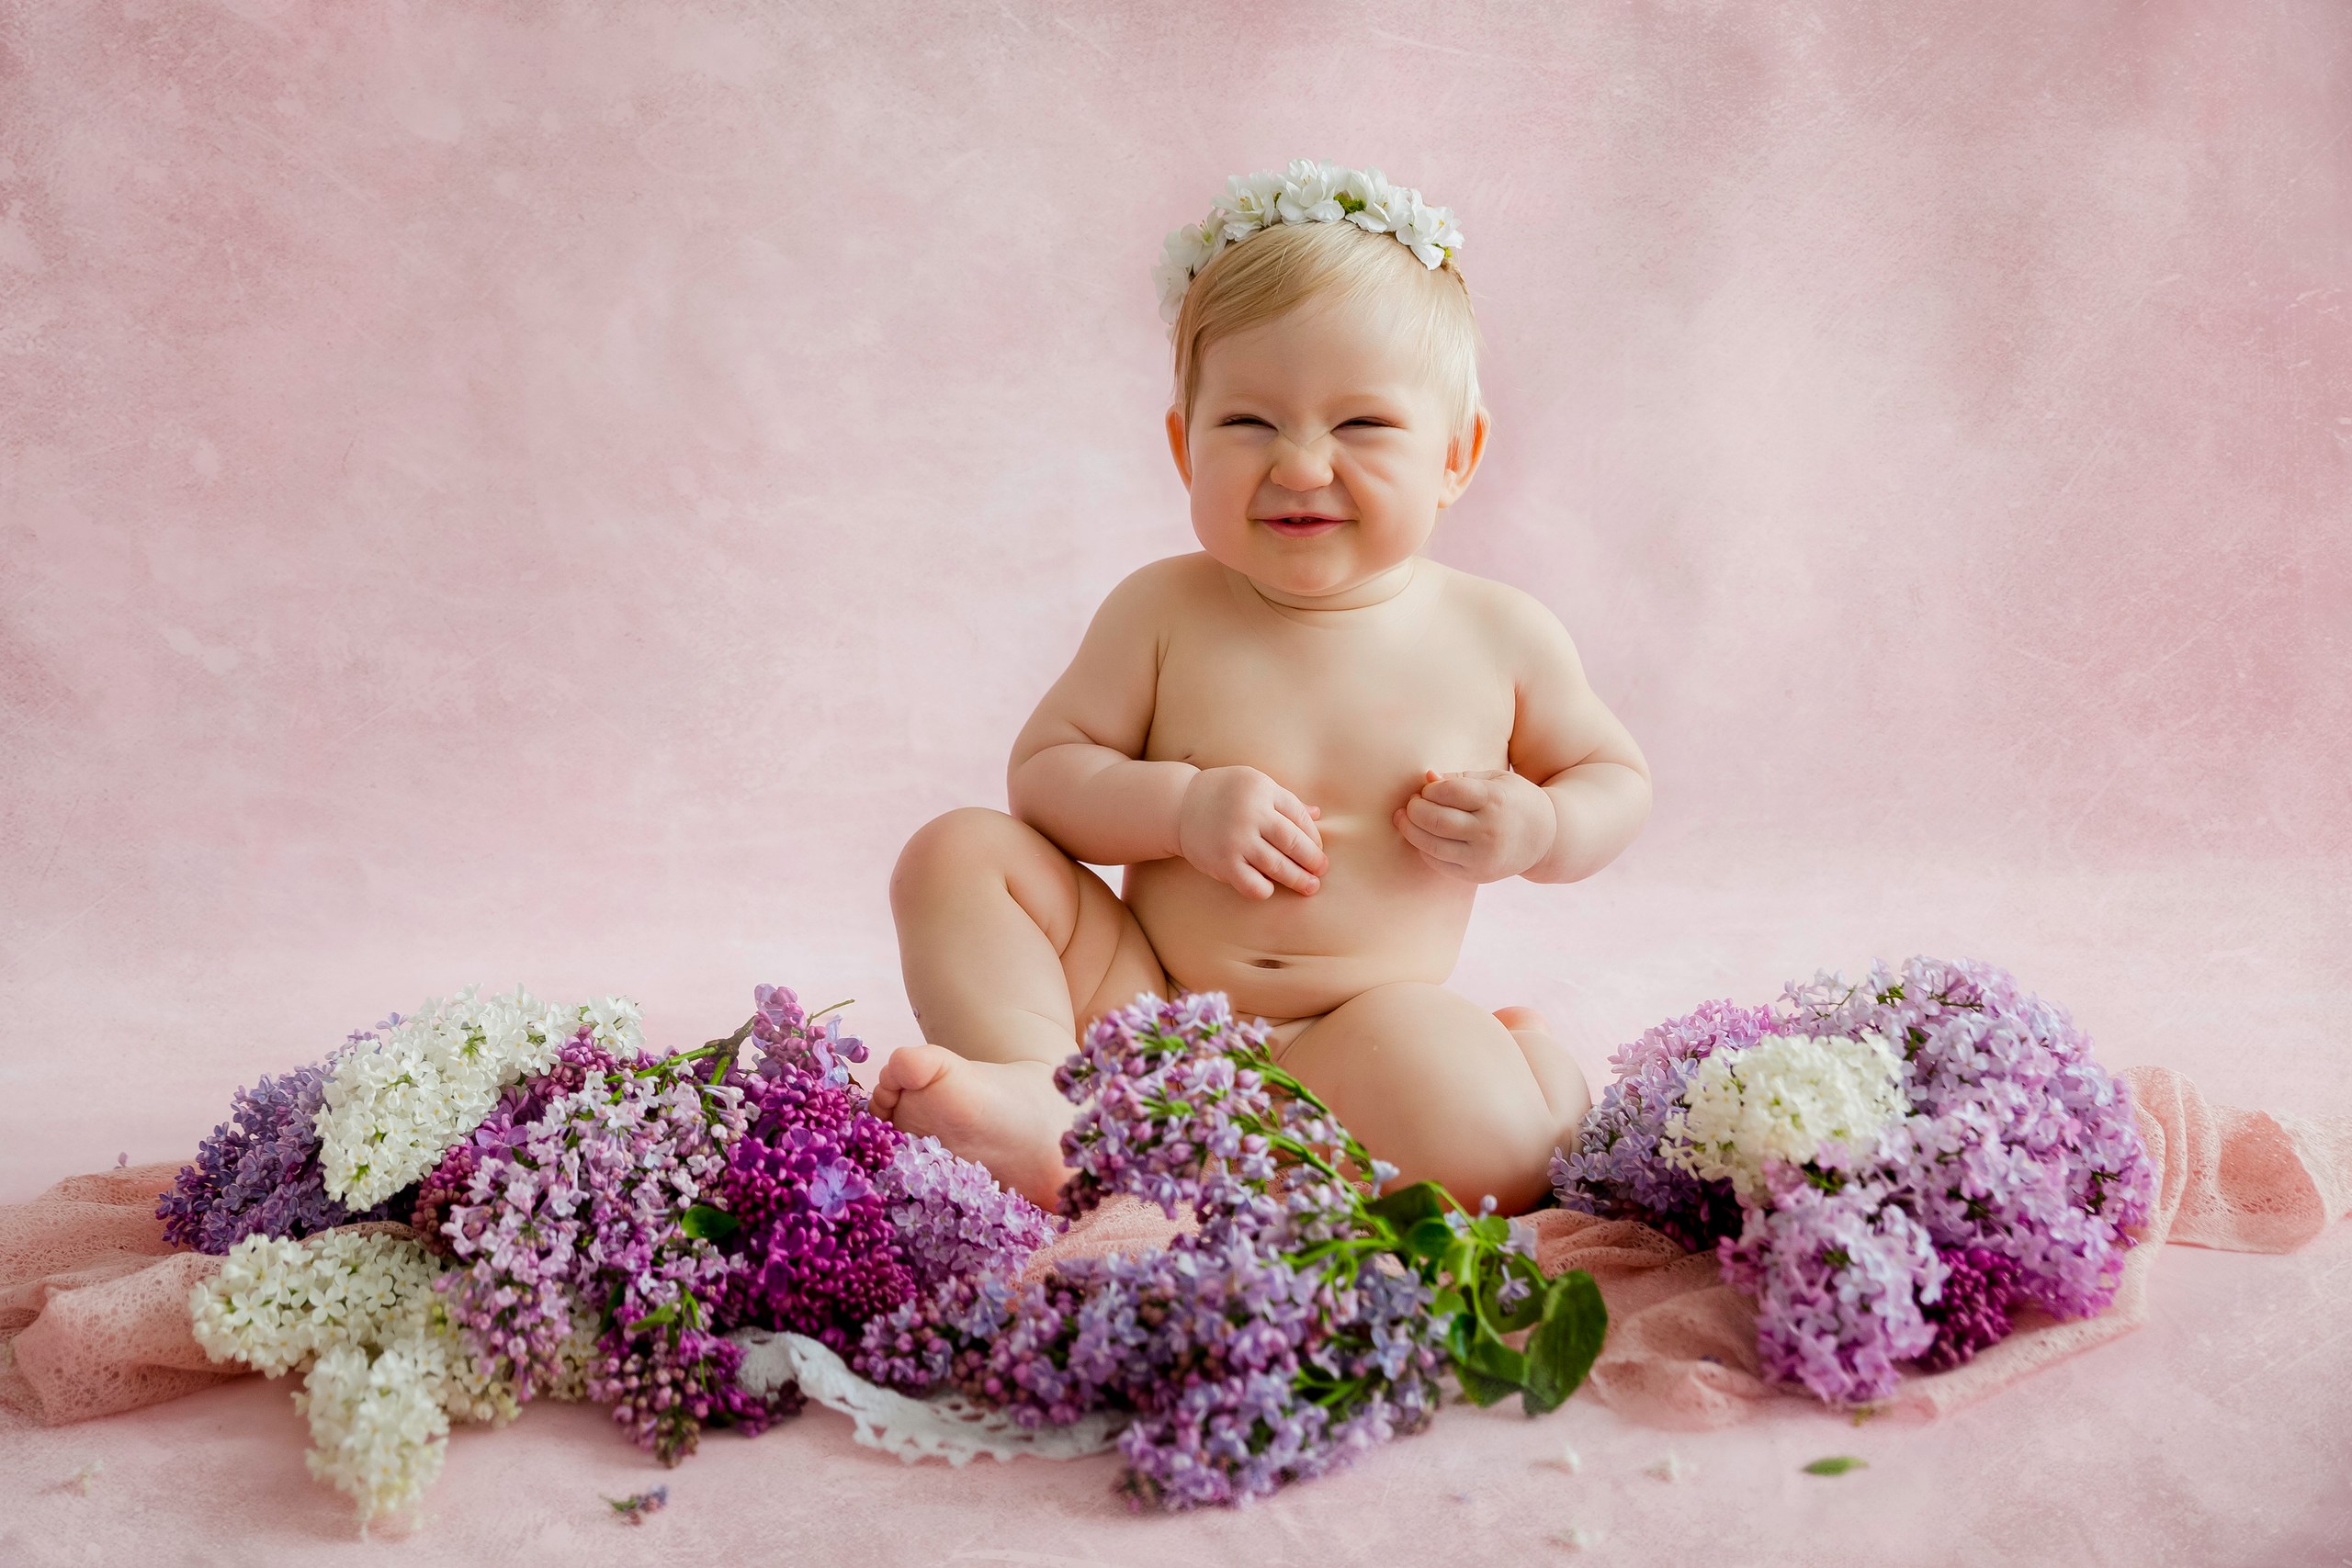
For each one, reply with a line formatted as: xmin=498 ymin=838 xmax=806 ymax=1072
xmin=1268 ymin=434 xmax=1335 ymax=490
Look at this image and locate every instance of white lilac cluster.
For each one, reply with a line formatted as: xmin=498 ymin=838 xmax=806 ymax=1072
xmin=1153 ymin=158 xmax=1465 ymax=325
xmin=314 ymin=987 xmax=643 ymax=1210
xmin=190 ymin=1227 xmax=586 ymax=1525
xmin=1658 ymin=1032 xmax=1911 ymax=1204
xmin=295 ymin=1343 xmax=453 ymax=1528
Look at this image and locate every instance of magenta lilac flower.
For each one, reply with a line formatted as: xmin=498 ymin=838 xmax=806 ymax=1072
xmin=1914 ymin=1245 xmax=2024 ymax=1372
xmin=708 ymin=1066 xmax=917 ymax=1352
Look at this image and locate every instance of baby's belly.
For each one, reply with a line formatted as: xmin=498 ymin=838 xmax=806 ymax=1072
xmin=1122 ymin=816 xmax=1478 ymax=1021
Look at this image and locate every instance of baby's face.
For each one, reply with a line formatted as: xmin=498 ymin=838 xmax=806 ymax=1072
xmin=1170 ymin=293 xmax=1482 ymax=604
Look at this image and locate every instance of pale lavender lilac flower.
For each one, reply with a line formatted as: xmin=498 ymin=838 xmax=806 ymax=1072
xmin=1549 ymin=999 xmax=1774 ymax=1250
xmin=1714 ymin=1166 xmax=1942 ymax=1404
xmin=881 ymin=1134 xmax=1056 ymax=1296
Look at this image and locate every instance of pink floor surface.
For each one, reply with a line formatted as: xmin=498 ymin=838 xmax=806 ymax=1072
xmin=4 ymin=857 xmax=2347 ymax=1567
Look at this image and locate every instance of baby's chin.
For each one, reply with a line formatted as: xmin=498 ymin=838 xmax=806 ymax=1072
xmin=1208 ymin=540 xmax=1426 ymax=606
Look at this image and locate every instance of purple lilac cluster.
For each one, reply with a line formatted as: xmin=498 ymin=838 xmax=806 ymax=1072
xmin=1780 ymin=955 xmax=2154 ymax=1323
xmin=1714 ymin=1165 xmax=1942 ymax=1397
xmin=711 ymin=987 xmax=1053 ymax=1352
xmin=709 ymin=1064 xmax=916 ymax=1350
xmin=413 ymin=989 xmax=1053 ymax=1463
xmin=164 ymin=978 xmax=1541 ymax=1508
xmin=1548 ymin=998 xmax=1774 ymax=1251
xmin=434 ymin=1034 xmax=781 ymax=1462
xmin=748 ymin=982 xmax=865 ymax=1087
xmin=156 ymin=1050 xmax=407 ymax=1253
xmin=1915 ymin=1245 xmax=2024 ymax=1372
xmin=855 ymin=993 xmax=1449 ymax=1509
xmin=882 ymin=1135 xmax=1057 ymax=1296
xmin=1552 ymin=956 xmax=2155 ymax=1406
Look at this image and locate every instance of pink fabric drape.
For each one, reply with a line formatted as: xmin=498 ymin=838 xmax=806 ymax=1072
xmin=4 ymin=1066 xmax=2346 ymax=1430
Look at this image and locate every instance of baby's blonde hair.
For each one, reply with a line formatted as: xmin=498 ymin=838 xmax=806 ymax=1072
xmin=1170 ymin=218 xmax=1486 ymax=456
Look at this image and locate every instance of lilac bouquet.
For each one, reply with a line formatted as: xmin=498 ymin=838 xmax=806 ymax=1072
xmin=1552 ymin=956 xmax=2155 ymax=1405
xmin=169 ymin=983 xmax=1052 ymax=1522
xmin=854 ymin=992 xmax=1608 ymax=1508
xmin=165 ymin=980 xmax=1608 ymax=1526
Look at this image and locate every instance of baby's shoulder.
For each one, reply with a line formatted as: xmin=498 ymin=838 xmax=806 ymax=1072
xmin=1094 ymin=552 xmax=1227 ymax=622
xmin=1424 ymin=562 xmax=1576 ymax=655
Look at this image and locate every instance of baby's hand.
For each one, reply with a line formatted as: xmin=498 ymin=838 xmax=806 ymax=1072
xmin=1177 ymin=766 xmax=1327 ymax=899
xmin=1392 ymin=769 xmax=1556 ymax=884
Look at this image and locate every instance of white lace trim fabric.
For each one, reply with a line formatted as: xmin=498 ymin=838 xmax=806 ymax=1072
xmin=729 ymin=1329 xmax=1125 ymax=1466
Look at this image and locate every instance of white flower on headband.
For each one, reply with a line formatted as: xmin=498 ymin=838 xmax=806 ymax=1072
xmin=1154 ymin=158 xmax=1464 ymax=327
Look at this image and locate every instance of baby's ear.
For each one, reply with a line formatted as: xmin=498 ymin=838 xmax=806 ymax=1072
xmin=1163 ymin=406 xmax=1193 ymax=490
xmin=1439 ymin=408 xmax=1491 ymax=508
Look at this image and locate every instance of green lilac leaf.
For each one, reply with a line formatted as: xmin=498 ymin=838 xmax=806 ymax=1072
xmin=1520 ymin=1270 xmax=1607 ymax=1416
xmin=1804 ymin=1455 xmax=1869 ymax=1475
xmin=1453 ymin=1362 xmax=1520 ymax=1407
xmin=679 ymin=1204 xmax=741 ymax=1241
xmin=1366 ymin=1181 xmax=1449 ymax=1226
xmin=1401 ymin=1216 xmax=1456 ymax=1260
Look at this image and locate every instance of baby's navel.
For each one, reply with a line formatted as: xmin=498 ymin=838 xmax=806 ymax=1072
xmin=1246 ymin=957 xmax=1287 ymax=969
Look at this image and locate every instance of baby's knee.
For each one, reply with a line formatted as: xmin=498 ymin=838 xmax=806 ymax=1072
xmin=891 ymin=808 xmax=1087 ymax=942
xmin=891 ymin=807 xmax=1024 ymax=897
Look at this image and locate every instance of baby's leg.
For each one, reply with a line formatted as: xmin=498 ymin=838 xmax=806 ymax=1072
xmin=873 ymin=807 xmax=1166 ymax=1207
xmin=1280 ymin=985 xmax=1590 ymax=1214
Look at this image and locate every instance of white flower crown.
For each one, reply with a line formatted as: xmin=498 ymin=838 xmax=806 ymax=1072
xmin=1152 ymin=158 xmax=1464 ymax=329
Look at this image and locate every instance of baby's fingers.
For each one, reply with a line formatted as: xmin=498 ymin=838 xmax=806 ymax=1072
xmin=1404 ymin=795 xmax=1477 ymax=841
xmin=1264 ymin=810 xmax=1328 ymax=875
xmin=1272 ymin=791 xmax=1326 ymax=850
xmin=1224 ymin=858 xmax=1276 ymax=899
xmin=1396 ymin=813 xmax=1472 ymax=868
xmin=1419 ymin=773 xmax=1495 ymax=810
xmin=1245 ymin=837 xmax=1321 ymax=897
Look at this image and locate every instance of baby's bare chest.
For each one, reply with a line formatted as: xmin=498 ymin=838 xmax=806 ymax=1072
xmin=1143 ymin=618 xmax=1517 ymax=815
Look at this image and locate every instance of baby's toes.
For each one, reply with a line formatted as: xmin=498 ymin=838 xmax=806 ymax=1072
xmin=873 ymin=1043 xmax=955 ymax=1114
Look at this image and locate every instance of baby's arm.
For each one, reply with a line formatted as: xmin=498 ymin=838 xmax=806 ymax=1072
xmin=1393 ymin=588 xmax=1651 ymax=885
xmin=1008 ymin=564 xmax=1327 ymax=897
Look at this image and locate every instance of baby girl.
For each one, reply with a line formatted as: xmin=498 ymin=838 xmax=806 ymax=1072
xmin=872 ymin=162 xmax=1652 ymax=1214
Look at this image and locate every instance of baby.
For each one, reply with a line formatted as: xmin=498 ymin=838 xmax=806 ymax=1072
xmin=872 ymin=163 xmax=1651 ymax=1214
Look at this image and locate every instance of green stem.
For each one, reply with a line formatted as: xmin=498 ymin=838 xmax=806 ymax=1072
xmin=698 ymin=1017 xmax=756 ymax=1087
xmin=629 ymin=1017 xmax=759 ymax=1081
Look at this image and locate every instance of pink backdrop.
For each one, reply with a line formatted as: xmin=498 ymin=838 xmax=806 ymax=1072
xmin=2 ymin=3 xmax=2346 ymax=1562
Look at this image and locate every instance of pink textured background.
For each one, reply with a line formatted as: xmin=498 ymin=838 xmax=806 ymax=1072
xmin=2 ymin=2 xmax=2346 ymax=1564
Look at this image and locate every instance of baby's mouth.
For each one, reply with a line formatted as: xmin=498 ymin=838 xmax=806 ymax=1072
xmin=1256 ymin=514 xmax=1350 ymax=538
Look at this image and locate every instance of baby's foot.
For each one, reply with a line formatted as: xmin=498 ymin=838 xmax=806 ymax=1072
xmin=872 ymin=1045 xmax=1075 ymax=1209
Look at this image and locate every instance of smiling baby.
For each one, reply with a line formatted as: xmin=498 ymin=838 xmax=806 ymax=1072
xmin=871 ymin=162 xmax=1652 ymax=1213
